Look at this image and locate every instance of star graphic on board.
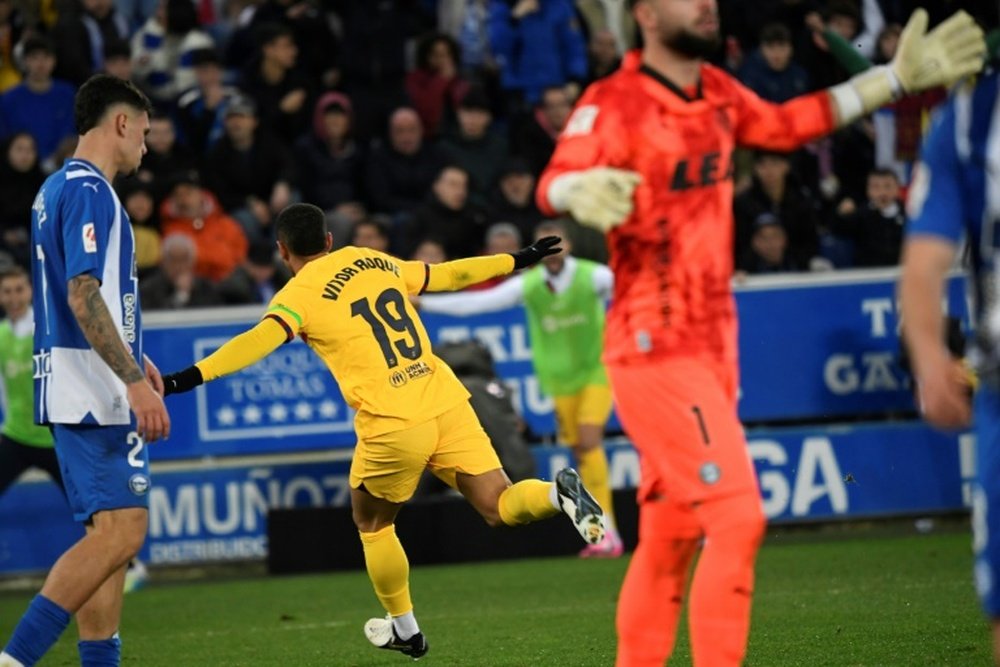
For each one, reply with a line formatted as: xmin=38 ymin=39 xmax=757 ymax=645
xmin=294 ymin=401 xmax=314 ymax=420
xmin=268 ymin=403 xmax=289 ymax=422
xmin=216 ymin=406 xmax=237 ymax=426
xmin=243 ymin=405 xmax=262 ymax=424
xmin=318 ymin=400 xmax=338 ymax=419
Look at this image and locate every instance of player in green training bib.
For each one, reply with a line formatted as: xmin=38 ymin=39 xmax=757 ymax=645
xmin=0 ymin=265 xmax=149 ymax=593
xmin=0 ymin=266 xmax=59 ymax=491
xmin=419 ymin=219 xmax=622 ymax=557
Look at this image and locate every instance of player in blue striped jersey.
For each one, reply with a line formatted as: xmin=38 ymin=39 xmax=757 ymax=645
xmin=899 ymin=53 xmax=1000 ymax=661
xmin=1 ymin=75 xmax=170 ymax=667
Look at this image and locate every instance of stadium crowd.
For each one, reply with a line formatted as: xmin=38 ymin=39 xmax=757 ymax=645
xmin=0 ymin=0 xmax=992 ymax=309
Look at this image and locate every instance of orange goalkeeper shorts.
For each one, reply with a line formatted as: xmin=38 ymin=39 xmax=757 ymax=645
xmin=609 ymin=356 xmax=758 ymax=505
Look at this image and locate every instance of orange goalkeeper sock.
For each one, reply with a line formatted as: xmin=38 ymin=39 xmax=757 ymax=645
xmin=498 ymin=480 xmax=559 ymax=526
xmin=359 ymin=525 xmax=412 ymax=616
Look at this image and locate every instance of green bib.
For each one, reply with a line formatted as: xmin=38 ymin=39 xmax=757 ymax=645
xmin=522 ymin=259 xmax=608 ymax=397
xmin=0 ymin=319 xmax=53 ymax=447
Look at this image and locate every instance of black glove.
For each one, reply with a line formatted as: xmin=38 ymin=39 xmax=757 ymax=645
xmin=162 ymin=366 xmax=204 ymax=396
xmin=510 ymin=235 xmax=562 ymax=270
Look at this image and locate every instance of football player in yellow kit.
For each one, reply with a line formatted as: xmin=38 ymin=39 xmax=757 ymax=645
xmin=162 ymin=203 xmax=607 ymax=659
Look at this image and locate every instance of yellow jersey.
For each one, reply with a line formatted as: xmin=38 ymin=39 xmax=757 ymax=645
xmin=263 ymin=248 xmax=504 ymax=438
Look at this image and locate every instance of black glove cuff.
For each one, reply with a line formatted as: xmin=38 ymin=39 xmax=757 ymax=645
xmin=164 ymin=366 xmax=204 ymax=396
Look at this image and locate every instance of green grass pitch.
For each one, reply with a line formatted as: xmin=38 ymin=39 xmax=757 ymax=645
xmin=0 ymin=529 xmax=990 ymax=665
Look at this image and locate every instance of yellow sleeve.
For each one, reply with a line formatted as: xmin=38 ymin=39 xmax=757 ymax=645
xmin=194 ymin=317 xmax=289 ymax=382
xmin=400 ymin=254 xmax=515 ymax=294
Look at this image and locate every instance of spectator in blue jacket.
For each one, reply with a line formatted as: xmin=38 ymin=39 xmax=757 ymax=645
xmin=737 ymin=23 xmax=810 ymax=103
xmin=0 ymin=36 xmax=76 ymax=171
xmin=489 ymin=0 xmax=587 ymax=107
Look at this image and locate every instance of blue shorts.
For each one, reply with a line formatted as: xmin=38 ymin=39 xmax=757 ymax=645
xmin=973 ymin=386 xmax=1000 ymax=617
xmin=52 ymin=420 xmax=151 ymax=522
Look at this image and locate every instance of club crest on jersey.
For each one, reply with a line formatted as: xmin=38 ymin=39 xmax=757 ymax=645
xmin=128 ymin=473 xmax=150 ymax=496
xmin=563 ymin=105 xmax=599 ymax=137
xmin=82 ymin=222 xmax=97 ymax=253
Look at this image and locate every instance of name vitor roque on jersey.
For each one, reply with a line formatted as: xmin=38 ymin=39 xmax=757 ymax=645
xmin=322 ymin=257 xmax=401 ymax=301
xmin=669 ymin=151 xmax=736 ymax=191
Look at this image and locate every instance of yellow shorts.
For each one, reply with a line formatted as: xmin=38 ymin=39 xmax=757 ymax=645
xmin=349 ymin=400 xmax=502 ymax=503
xmin=552 ymin=383 xmax=613 ymax=446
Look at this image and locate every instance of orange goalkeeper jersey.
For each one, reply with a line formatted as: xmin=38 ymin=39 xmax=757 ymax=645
xmin=538 ymin=51 xmax=835 ymax=372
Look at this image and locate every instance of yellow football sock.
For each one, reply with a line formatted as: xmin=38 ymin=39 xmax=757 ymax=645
xmin=576 ymin=446 xmax=615 ymax=529
xmin=359 ymin=525 xmax=412 ymax=616
xmin=498 ymin=480 xmax=559 ymax=526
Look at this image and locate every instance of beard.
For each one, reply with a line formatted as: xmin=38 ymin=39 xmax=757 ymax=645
xmin=662 ymin=27 xmax=721 ymax=59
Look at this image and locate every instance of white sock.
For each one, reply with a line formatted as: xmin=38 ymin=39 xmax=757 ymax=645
xmin=392 ymin=611 xmax=419 ymax=640
xmin=0 ymin=652 xmax=27 ymax=667
xmin=549 ymin=481 xmax=560 ymax=509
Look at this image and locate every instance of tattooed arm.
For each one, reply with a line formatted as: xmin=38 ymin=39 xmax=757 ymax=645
xmin=67 ymin=274 xmax=144 ymax=383
xmin=67 ymin=274 xmax=170 ymax=441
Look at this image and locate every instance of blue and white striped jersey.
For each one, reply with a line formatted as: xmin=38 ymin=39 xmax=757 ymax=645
xmin=31 ymin=158 xmax=141 ymax=425
xmin=907 ymin=70 xmax=1000 ymax=370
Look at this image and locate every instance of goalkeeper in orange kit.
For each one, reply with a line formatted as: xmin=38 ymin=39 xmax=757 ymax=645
xmin=537 ymin=1 xmax=986 ymax=664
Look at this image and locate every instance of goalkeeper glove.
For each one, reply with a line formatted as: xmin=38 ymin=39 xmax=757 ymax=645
xmin=546 ymin=167 xmax=641 ymax=233
xmin=830 ymin=8 xmax=986 ymax=125
xmin=510 ymin=235 xmax=562 ymax=270
xmin=162 ymin=366 xmax=204 ymax=396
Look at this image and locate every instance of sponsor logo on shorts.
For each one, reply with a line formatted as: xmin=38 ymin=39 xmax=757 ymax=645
xmin=129 ymin=474 xmax=150 ymax=496
xmin=390 ymin=371 xmax=408 ymax=388
xmin=700 ymin=462 xmax=721 ymax=485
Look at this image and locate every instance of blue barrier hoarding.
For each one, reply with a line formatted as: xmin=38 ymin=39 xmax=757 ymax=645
xmin=142 ymin=270 xmax=968 ymax=459
xmin=0 ymin=421 xmax=973 ymax=573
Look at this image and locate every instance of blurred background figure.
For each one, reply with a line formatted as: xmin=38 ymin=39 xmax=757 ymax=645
xmin=140 ymin=233 xmax=222 ymax=309
xmin=0 ymin=133 xmax=43 ymax=267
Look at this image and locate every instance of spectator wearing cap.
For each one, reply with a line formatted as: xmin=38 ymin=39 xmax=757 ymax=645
xmin=440 ymin=85 xmax=508 ymax=207
xmin=176 ymin=47 xmax=240 ymax=155
xmin=405 ymin=32 xmax=470 ymax=138
xmin=130 ymin=111 xmax=197 ymax=204
xmin=402 ymin=164 xmax=489 ymax=259
xmin=488 ymin=0 xmax=587 ymax=107
xmin=734 ymin=150 xmax=823 ymax=270
xmin=510 ymin=84 xmax=574 ymax=177
xmin=203 ymin=94 xmax=296 ymax=243
xmin=239 ymin=22 xmax=312 ymax=144
xmin=737 ymin=23 xmax=809 ymax=103
xmin=217 ymin=238 xmax=290 ymax=305
xmin=736 ymin=212 xmax=802 ymax=275
xmin=49 ymin=0 xmax=130 ymax=86
xmin=488 ymin=157 xmax=543 ymax=241
xmin=293 ymin=92 xmax=365 ymax=213
xmin=160 ymin=170 xmax=248 ymax=282
xmin=140 ymin=233 xmax=222 ymax=309
xmin=0 ymin=36 xmax=76 ymax=170
xmin=130 ymin=0 xmax=214 ymax=103
xmin=365 ymin=106 xmax=447 ymax=217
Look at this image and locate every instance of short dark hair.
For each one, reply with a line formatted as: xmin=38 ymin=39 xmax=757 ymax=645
xmin=21 ymin=35 xmax=55 ymax=57
xmin=415 ymin=32 xmax=461 ymax=71
xmin=869 ymin=167 xmax=899 ymax=181
xmin=276 ymin=203 xmax=328 ymax=256
xmin=760 ymin=23 xmax=791 ymax=45
xmin=0 ymin=264 xmax=28 ymax=283
xmin=351 ymin=216 xmax=390 ymax=242
xmin=257 ymin=22 xmax=294 ymax=49
xmin=534 ymin=219 xmax=567 ymax=238
xmin=74 ymin=74 xmax=152 ymax=135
